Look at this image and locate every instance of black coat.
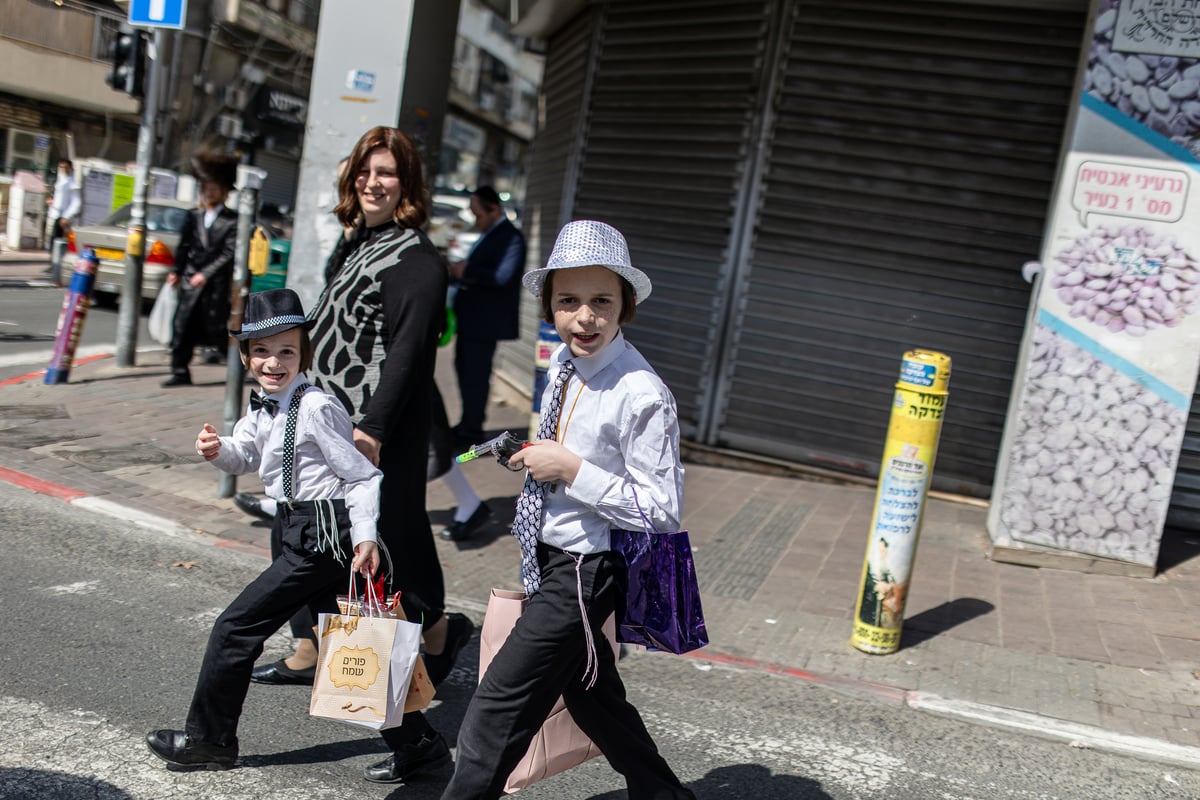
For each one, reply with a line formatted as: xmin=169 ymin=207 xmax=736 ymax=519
xmin=171 ymin=206 xmax=238 ymax=346
xmin=452 ymin=218 xmax=525 ymax=342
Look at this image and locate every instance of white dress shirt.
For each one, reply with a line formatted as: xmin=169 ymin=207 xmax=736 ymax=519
xmin=211 ymin=374 xmax=382 ymax=548
xmin=48 ymin=173 xmax=81 ymax=222
xmin=539 ymin=332 xmax=685 ymax=554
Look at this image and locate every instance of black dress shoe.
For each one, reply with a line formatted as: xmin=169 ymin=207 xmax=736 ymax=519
xmin=439 ymin=502 xmax=492 ymax=542
xmin=234 ymin=492 xmax=274 ymax=521
xmin=250 ymin=659 xmax=315 ymax=685
xmin=146 ymin=729 xmax=237 ymax=770
xmin=424 ymin=612 xmax=475 ymax=686
xmin=363 ymin=732 xmax=451 ymax=783
xmin=161 ymin=373 xmax=192 ymax=387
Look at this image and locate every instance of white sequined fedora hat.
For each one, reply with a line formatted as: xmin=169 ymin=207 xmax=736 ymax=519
xmin=523 ymin=219 xmax=652 ymax=304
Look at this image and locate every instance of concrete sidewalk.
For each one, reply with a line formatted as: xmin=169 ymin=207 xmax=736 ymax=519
xmin=1 ymin=274 xmax=1199 ymax=770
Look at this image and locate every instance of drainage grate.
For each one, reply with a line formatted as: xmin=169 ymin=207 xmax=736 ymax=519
xmin=0 ymin=405 xmax=70 ymax=421
xmin=52 ymin=444 xmax=190 ymax=470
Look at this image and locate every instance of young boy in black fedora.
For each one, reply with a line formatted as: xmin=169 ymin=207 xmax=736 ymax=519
xmin=146 ymin=288 xmax=383 ymax=769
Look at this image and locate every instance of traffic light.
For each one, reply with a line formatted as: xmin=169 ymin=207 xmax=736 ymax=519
xmin=105 ymin=27 xmax=147 ymax=99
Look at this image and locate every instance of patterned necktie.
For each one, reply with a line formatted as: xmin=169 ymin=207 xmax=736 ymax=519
xmin=512 ymin=360 xmax=575 ymax=594
xmin=280 ymin=384 xmax=310 ymax=504
xmin=250 ymin=391 xmax=279 ymax=415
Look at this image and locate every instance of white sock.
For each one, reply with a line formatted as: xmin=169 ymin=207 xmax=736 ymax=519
xmin=442 ymin=463 xmax=481 ymax=522
xmin=261 ymin=497 xmax=278 ymax=516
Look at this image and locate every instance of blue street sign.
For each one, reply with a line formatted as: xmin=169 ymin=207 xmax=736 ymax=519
xmin=128 ymin=0 xmax=187 ymax=29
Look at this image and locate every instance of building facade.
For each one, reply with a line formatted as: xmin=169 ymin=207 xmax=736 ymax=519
xmin=441 ymin=0 xmax=543 ymax=208
xmin=503 ymin=0 xmax=1200 ymax=552
xmin=0 ymin=0 xmax=317 ymax=235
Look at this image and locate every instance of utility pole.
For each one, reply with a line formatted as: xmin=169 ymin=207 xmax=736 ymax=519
xmin=115 ymin=28 xmax=163 ymax=368
xmin=217 ymin=167 xmax=266 ymax=498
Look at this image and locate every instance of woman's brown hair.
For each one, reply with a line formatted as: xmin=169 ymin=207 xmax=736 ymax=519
xmin=334 ymin=127 xmax=429 ymax=230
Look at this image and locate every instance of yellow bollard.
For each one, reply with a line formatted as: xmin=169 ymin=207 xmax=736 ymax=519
xmin=851 ymin=350 xmax=951 ymax=655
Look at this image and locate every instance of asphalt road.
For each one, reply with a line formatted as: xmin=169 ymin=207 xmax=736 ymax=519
xmin=0 ymin=285 xmax=157 ymax=379
xmin=2 ymin=482 xmax=1198 ymax=799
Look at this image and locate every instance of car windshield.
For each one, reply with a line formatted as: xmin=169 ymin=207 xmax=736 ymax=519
xmin=103 ymin=204 xmax=191 ymax=234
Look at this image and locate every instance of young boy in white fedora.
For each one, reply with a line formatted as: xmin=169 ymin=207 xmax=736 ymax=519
xmin=146 ymin=288 xmax=382 ymax=770
xmin=441 ymin=220 xmax=695 ymax=799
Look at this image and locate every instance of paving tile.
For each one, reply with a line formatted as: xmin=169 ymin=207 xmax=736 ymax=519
xmin=1155 ymin=635 xmax=1200 ymax=665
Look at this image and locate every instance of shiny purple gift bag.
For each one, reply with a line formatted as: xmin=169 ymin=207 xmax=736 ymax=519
xmin=610 ymin=492 xmax=708 ymax=654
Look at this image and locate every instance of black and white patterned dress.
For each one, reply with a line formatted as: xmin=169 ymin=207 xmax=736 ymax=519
xmin=307 ymin=219 xmax=449 ymax=622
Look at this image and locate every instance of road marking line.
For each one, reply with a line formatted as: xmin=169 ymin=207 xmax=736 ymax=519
xmin=909 ymin=691 xmax=1200 ymax=771
xmin=70 ymin=496 xmax=193 ymax=536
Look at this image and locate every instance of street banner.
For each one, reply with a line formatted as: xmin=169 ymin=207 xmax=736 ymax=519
xmin=989 ymin=0 xmax=1200 ymax=568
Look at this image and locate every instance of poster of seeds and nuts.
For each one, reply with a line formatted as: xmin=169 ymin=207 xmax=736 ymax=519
xmin=989 ymin=0 xmax=1200 ymax=567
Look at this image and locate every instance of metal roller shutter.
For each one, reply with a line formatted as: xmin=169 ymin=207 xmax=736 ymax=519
xmin=567 ymin=0 xmax=773 ymax=437
xmin=253 ymin=150 xmax=299 ymax=213
xmin=1169 ymin=391 xmax=1200 ymax=529
xmin=495 ymin=10 xmax=598 ymax=393
xmin=721 ymin=0 xmax=1087 ymax=494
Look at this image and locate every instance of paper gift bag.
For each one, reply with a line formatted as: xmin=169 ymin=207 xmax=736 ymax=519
xmin=393 ymin=603 xmax=436 ymax=713
xmin=479 ymin=588 xmax=618 ymax=792
xmin=610 ymin=489 xmax=709 ymax=654
xmin=336 ymin=589 xmax=435 ymax=713
xmin=309 ymin=611 xmax=422 ymax=730
xmin=610 ymin=530 xmax=708 ymax=654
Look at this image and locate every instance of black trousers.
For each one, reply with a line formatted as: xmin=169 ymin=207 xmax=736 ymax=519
xmin=185 ymin=501 xmax=353 ymax=744
xmin=270 ymin=517 xmax=318 ymax=644
xmin=454 ymin=337 xmax=498 ymax=438
xmin=169 ymin=291 xmax=209 ymax=375
xmin=441 ymin=545 xmax=694 ymax=800
xmin=378 ymin=443 xmax=444 ymax=631
xmin=185 ymin=500 xmax=433 ymax=749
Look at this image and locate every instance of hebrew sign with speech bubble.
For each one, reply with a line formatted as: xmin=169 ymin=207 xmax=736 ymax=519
xmin=988 ymin=0 xmax=1200 ymax=570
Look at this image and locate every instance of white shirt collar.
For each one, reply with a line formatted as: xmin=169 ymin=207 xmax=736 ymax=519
xmin=555 ymin=331 xmax=626 ymax=383
xmin=260 ymin=372 xmax=310 ymax=404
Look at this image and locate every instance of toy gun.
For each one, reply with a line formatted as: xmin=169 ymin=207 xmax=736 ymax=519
xmin=455 ymin=430 xmax=529 ymax=468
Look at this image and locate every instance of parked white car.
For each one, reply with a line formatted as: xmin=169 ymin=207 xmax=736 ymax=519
xmin=62 ymin=199 xmax=194 ymax=305
xmin=427 ymin=196 xmax=474 ymax=255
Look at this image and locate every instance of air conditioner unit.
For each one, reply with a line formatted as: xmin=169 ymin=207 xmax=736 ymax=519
xmin=217 ymin=114 xmax=243 ymax=139
xmin=6 ymin=127 xmax=51 ymax=174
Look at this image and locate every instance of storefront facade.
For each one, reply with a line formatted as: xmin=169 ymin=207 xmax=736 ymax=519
xmin=506 ymin=1 xmax=1200 ymax=522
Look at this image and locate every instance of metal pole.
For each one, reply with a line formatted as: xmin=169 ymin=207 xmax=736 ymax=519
xmin=116 ymin=29 xmax=164 ymax=368
xmin=217 ymin=167 xmax=266 ymax=498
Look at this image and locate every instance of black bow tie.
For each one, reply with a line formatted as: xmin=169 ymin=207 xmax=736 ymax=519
xmin=250 ymin=392 xmax=279 ymax=415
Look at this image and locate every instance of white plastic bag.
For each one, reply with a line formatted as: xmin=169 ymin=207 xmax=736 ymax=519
xmin=147 ymin=284 xmax=177 ymax=344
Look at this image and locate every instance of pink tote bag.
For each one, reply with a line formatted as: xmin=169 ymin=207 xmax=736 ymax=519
xmin=479 ymin=588 xmax=618 ymax=792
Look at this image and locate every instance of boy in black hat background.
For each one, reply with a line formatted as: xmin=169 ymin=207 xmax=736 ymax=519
xmin=146 ymin=288 xmax=383 ymax=769
xmin=162 ymin=148 xmax=240 ymax=386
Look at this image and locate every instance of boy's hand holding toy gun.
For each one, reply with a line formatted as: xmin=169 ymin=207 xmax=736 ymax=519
xmin=456 ymin=430 xmax=529 ymax=471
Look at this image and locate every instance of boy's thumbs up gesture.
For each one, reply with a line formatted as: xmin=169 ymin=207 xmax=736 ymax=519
xmin=196 ymin=423 xmax=221 ymax=461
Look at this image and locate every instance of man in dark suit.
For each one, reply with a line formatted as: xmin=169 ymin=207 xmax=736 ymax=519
xmin=163 ymin=151 xmax=239 ymax=387
xmin=447 ymin=186 xmax=526 ymax=443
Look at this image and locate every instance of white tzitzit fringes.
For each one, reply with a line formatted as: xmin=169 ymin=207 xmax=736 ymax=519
xmin=313 ymin=499 xmax=346 ymax=566
xmin=572 ymin=552 xmax=599 ymax=690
